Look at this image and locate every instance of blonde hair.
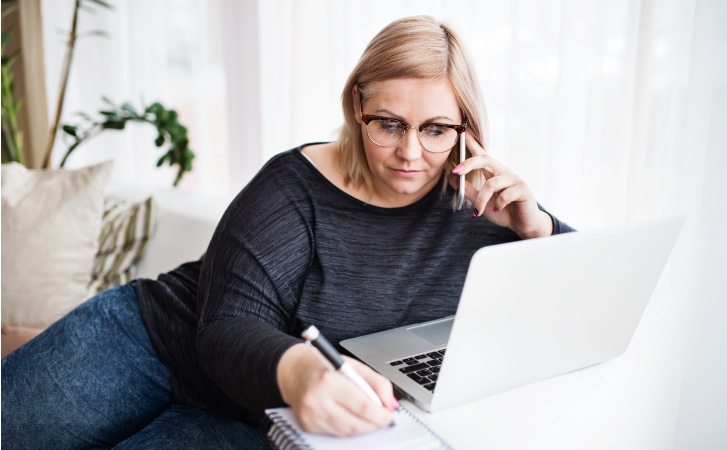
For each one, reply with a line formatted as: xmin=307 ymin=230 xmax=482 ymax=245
xmin=336 ymin=15 xmax=488 ymax=197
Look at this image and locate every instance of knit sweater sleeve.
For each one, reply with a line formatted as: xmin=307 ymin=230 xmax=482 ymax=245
xmin=195 ymin=154 xmax=313 ymax=415
xmin=539 ymin=203 xmax=576 ymax=235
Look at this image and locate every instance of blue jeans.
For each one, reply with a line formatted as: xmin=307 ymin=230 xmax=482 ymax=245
xmin=1 ymin=284 xmax=270 ymax=450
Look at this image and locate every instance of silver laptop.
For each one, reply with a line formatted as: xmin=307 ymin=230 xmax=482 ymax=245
xmin=341 ymin=215 xmax=685 ymax=413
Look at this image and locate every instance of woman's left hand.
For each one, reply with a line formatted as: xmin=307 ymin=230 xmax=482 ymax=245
xmin=449 ymin=131 xmax=553 ymax=239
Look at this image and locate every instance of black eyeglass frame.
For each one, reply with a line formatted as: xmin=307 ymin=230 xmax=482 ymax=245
xmin=359 ymin=93 xmax=467 ymax=154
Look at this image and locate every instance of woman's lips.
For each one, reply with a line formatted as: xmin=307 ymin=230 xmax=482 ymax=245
xmin=392 ymin=169 xmax=421 ymax=178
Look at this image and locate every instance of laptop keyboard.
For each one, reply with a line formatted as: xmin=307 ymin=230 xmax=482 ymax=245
xmin=388 ymin=349 xmax=446 ymax=392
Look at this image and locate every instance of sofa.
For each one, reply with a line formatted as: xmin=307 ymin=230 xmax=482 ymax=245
xmin=1 ymin=173 xmax=233 ymax=358
xmin=105 ymin=181 xmax=231 ymax=280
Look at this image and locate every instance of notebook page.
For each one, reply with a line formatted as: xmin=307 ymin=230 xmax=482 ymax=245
xmin=266 ymin=406 xmax=450 ymax=450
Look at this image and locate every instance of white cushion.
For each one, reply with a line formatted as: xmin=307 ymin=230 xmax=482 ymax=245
xmin=1 ymin=161 xmax=113 ymax=329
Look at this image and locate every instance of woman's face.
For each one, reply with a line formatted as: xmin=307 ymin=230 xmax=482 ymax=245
xmin=355 ymin=78 xmax=462 ymax=208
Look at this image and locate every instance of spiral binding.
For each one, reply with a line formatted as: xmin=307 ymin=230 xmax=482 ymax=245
xmin=265 ymin=410 xmax=315 ymax=450
xmin=265 ymin=405 xmax=452 ymax=450
xmin=397 ymin=406 xmax=453 ymax=450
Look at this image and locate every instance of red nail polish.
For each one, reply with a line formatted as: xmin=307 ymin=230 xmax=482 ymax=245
xmin=493 ymin=207 xmax=498 ymax=213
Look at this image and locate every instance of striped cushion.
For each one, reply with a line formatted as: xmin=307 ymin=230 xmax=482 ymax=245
xmin=88 ymin=197 xmax=157 ymax=294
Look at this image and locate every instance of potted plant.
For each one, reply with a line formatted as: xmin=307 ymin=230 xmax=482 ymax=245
xmin=1 ymin=0 xmax=194 ymax=185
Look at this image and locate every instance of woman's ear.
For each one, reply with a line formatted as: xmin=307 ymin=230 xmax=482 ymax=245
xmin=352 ymin=85 xmax=361 ymax=124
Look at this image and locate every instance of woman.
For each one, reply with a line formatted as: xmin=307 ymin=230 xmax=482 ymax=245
xmin=2 ymin=16 xmax=573 ymax=448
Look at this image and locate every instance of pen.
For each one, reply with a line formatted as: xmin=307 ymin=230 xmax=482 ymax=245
xmin=301 ymin=325 xmax=384 ymax=407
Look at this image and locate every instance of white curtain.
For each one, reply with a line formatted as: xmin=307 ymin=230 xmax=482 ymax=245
xmin=40 ymin=0 xmax=726 ymax=446
xmin=40 ymin=0 xmax=231 ymax=193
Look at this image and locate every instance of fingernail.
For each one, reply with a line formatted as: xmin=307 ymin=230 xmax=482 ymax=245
xmin=493 ymin=207 xmax=498 ymax=213
xmin=390 ymin=396 xmax=400 ymax=410
xmin=452 ymin=164 xmax=464 ymax=174
xmin=472 ymin=207 xmax=479 ymax=218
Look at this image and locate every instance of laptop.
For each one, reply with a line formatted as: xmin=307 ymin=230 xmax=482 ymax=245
xmin=341 ymin=215 xmax=685 ymax=413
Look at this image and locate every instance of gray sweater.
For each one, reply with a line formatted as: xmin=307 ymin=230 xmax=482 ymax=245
xmin=136 ymin=145 xmax=574 ymax=423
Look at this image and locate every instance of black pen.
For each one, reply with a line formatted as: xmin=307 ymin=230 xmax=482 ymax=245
xmin=301 ymin=325 xmax=384 ymax=407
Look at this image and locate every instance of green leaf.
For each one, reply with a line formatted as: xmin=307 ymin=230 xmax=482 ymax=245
xmin=146 ymin=102 xmax=163 ymax=116
xmin=101 ymin=96 xmax=117 ymax=108
xmin=102 ymin=120 xmax=125 ymax=130
xmin=85 ymin=0 xmax=114 ymax=9
xmin=6 ymin=51 xmax=19 ymax=70
xmin=120 ymin=102 xmax=136 ymax=116
xmin=156 ymin=153 xmax=168 ymax=167
xmin=79 ymin=30 xmax=111 ymax=39
xmin=1 ymin=4 xmax=18 ymax=21
xmin=154 ymin=135 xmax=164 ymax=147
xmin=98 ymin=111 xmax=121 ymax=122
xmin=62 ymin=125 xmax=77 ymax=137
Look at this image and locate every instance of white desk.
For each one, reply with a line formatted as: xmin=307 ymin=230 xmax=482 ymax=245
xmin=404 ymin=287 xmax=685 ymax=450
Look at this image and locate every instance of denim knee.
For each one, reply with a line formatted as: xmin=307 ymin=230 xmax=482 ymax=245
xmin=114 ymin=405 xmax=270 ymax=450
xmin=1 ymin=284 xmax=173 ymax=450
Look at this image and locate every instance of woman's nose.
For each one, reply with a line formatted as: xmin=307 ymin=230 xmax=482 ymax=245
xmin=396 ymin=127 xmax=424 ymax=161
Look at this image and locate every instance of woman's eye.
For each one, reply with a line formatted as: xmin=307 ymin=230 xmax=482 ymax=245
xmin=422 ymin=125 xmax=446 ymax=137
xmin=377 ymin=120 xmax=401 ymax=134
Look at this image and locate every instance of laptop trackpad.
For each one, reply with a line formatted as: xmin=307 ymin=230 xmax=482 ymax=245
xmin=407 ymin=317 xmax=454 ymax=346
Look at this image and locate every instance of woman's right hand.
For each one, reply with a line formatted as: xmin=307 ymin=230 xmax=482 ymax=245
xmin=276 ymin=343 xmax=397 ymax=436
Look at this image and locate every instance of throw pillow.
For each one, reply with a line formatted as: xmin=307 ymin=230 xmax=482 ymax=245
xmin=88 ymin=196 xmax=157 ymax=295
xmin=1 ymin=161 xmax=113 ymax=329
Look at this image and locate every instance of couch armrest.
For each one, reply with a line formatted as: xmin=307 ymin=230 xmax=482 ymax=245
xmin=105 ymin=182 xmax=232 ymax=279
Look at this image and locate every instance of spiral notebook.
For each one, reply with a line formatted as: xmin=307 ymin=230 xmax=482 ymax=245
xmin=264 ymin=405 xmax=451 ymax=450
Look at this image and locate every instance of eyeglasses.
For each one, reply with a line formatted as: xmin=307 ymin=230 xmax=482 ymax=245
xmin=359 ymin=94 xmax=466 ymax=153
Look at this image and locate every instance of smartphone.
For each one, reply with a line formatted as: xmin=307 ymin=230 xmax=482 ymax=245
xmin=456 ymin=134 xmax=465 ymax=210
